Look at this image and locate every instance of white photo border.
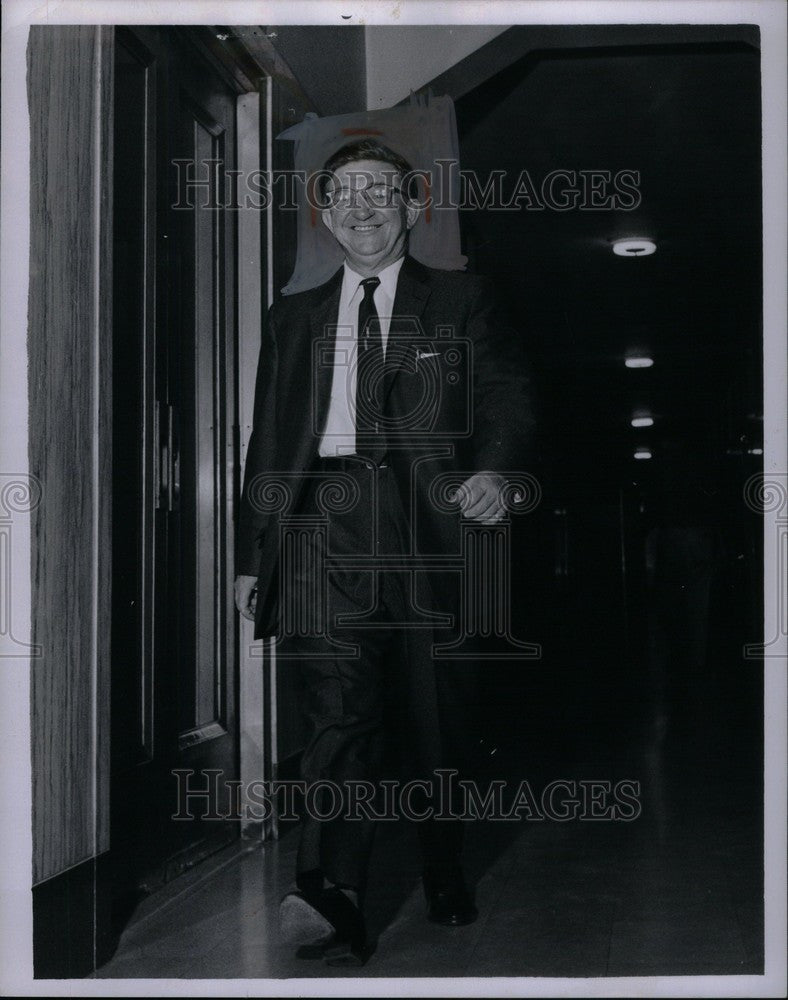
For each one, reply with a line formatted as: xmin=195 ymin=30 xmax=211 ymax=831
xmin=1 ymin=2 xmax=785 ymax=997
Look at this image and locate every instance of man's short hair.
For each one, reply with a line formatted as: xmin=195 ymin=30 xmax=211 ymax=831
xmin=320 ymin=139 xmax=417 ymax=200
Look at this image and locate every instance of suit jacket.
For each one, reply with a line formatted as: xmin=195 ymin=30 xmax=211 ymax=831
xmin=237 ymin=254 xmax=536 ymax=639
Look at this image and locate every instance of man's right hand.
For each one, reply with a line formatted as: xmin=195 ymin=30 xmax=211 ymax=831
xmin=234 ymin=575 xmax=258 ymax=622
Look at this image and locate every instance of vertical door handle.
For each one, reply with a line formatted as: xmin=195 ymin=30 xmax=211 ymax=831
xmin=155 ymin=401 xmax=179 ymax=512
xmin=167 ymin=403 xmax=180 ymax=512
xmin=154 ymin=398 xmax=162 ymax=510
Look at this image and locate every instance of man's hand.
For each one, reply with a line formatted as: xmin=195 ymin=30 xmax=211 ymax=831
xmin=454 ymin=473 xmax=507 ymax=524
xmin=234 ymin=575 xmax=258 ymax=622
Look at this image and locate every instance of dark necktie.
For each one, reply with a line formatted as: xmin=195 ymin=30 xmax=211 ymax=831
xmin=355 ymin=277 xmax=386 ymax=461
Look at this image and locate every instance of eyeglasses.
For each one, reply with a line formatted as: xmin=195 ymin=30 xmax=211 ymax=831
xmin=325 ymin=183 xmax=403 ymax=209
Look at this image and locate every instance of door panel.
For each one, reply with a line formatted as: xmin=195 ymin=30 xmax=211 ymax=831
xmin=170 ymin=79 xmax=235 ymax=752
xmin=111 ymin=26 xmax=239 ymax=908
xmin=190 ymin=106 xmax=224 ymax=736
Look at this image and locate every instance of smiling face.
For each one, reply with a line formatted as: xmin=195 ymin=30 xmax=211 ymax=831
xmin=321 ymin=159 xmax=420 ymax=276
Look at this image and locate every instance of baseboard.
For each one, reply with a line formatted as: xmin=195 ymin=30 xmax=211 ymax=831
xmin=32 ymin=853 xmax=114 ymax=978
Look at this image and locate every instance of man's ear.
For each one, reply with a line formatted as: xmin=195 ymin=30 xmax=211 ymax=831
xmin=321 ymin=208 xmax=335 ymax=236
xmin=404 ymin=200 xmax=421 ymax=231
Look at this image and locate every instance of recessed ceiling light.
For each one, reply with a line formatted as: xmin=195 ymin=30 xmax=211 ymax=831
xmin=631 ymin=416 xmax=654 ymax=428
xmin=747 ymin=447 xmax=763 ymax=456
xmin=634 ymin=448 xmax=652 ymax=460
xmin=613 ymin=238 xmax=657 ymax=257
xmin=625 ymin=356 xmax=654 ymax=368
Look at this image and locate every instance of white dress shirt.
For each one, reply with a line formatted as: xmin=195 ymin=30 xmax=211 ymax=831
xmin=318 ymin=256 xmax=405 ymax=457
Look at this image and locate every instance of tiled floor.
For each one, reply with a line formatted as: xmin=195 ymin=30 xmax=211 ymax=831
xmin=97 ymin=666 xmax=763 ymax=980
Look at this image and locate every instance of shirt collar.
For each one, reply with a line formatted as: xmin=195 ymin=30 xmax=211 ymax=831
xmin=343 ymin=255 xmax=405 ymax=303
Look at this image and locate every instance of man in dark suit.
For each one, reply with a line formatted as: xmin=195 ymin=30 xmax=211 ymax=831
xmin=235 ymin=139 xmax=534 ymax=965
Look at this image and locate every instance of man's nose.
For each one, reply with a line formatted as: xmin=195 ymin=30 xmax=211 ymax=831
xmin=349 ymin=198 xmax=374 ymax=217
xmin=351 ymin=201 xmax=375 ymax=222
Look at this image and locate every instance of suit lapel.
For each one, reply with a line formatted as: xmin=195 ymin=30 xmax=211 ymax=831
xmin=390 ymin=254 xmax=432 ymax=320
xmin=385 ymin=255 xmax=432 ymax=401
xmin=309 ymin=267 xmax=344 ymax=439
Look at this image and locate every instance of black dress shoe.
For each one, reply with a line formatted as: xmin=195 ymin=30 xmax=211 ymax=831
xmin=279 ymin=886 xmax=373 ymax=966
xmin=422 ymin=869 xmax=478 ymax=926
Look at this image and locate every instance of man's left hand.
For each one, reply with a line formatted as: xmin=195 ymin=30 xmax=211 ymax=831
xmin=455 ymin=473 xmax=507 ymax=524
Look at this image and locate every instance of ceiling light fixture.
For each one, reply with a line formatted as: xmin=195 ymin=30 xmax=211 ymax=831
xmin=631 ymin=416 xmax=654 ymax=428
xmin=634 ymin=448 xmax=652 ymax=460
xmin=613 ymin=238 xmax=657 ymax=257
xmin=625 ymin=356 xmax=654 ymax=368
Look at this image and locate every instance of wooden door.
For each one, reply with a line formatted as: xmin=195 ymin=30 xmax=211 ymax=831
xmin=110 ymin=25 xmax=239 ymax=916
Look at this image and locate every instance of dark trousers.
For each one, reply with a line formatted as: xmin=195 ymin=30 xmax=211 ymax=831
xmin=279 ymin=459 xmax=476 ymax=892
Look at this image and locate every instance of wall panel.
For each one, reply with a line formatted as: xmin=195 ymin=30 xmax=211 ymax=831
xmin=27 ymin=24 xmax=113 ymax=885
